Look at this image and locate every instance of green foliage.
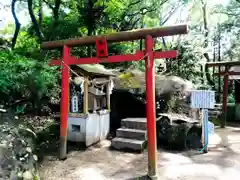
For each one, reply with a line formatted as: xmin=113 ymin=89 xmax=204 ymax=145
xmin=228 ymin=94 xmax=235 ymax=103
xmin=0 ymin=0 xmax=239 ymax=114
xmin=0 ymin=50 xmax=59 ymax=113
xmin=167 ymin=41 xmax=203 ymax=86
xmin=166 ymin=94 xmax=179 ymax=113
xmin=15 ymin=31 xmax=39 ymax=51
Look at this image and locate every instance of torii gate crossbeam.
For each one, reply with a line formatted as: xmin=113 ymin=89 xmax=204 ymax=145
xmin=41 ymin=25 xmax=188 ymax=179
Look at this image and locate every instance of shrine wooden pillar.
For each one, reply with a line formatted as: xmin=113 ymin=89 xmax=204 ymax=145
xmin=106 ymin=77 xmax=111 ymax=111
xmin=83 ymin=76 xmax=89 ymax=114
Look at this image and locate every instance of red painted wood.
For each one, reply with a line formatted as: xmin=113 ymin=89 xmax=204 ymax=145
xmin=59 ymin=45 xmax=70 ymax=159
xmin=96 ymin=38 xmax=108 ymax=57
xmin=214 ymin=71 xmax=240 ymax=76
xmin=145 ymin=35 xmax=157 ymax=177
xmin=49 ymin=50 xmax=177 ymax=66
xmin=222 ymin=74 xmax=229 ymax=128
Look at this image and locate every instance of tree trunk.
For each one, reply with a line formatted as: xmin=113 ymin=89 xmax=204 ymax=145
xmin=11 ymin=0 xmax=21 ymax=50
xmin=204 ymin=53 xmax=215 ymax=87
xmin=86 ymin=0 xmax=94 ymax=57
xmin=217 ymin=24 xmax=221 ymax=100
xmin=27 ymin=0 xmax=42 ymax=42
xmin=53 ymin=0 xmax=61 ymax=23
xmin=42 ymin=0 xmax=61 ymax=24
xmin=202 ymin=2 xmax=208 ymax=48
xmin=201 ymin=0 xmax=214 ymax=87
xmin=38 ymin=0 xmax=43 ymax=29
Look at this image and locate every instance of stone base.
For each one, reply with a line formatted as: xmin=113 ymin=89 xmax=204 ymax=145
xmin=111 ymin=137 xmax=146 ymax=151
xmin=116 ymin=128 xmax=146 ymax=140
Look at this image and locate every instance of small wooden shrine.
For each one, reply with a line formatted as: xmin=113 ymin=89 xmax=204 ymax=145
xmin=68 ymin=64 xmax=115 ymax=146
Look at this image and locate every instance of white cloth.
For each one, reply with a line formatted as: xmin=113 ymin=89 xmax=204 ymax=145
xmin=109 ymin=79 xmax=114 ymax=94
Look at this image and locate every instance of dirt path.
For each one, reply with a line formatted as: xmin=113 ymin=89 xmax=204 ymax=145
xmin=39 ymin=127 xmax=240 ymax=180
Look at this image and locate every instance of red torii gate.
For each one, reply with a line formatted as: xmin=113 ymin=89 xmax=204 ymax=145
xmin=206 ymin=61 xmax=240 ymax=128
xmin=41 ymin=25 xmax=188 ymax=179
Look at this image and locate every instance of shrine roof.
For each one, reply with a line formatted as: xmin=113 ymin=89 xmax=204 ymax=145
xmin=73 ymin=64 xmax=116 ymax=77
xmin=206 ymin=61 xmax=240 ymax=67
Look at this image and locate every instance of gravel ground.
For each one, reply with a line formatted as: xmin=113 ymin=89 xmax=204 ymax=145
xmin=39 ymin=126 xmax=240 ymax=180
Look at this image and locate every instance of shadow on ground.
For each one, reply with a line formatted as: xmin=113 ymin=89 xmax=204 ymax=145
xmin=38 ymin=122 xmax=240 ymax=180
xmin=180 ymin=126 xmax=240 ymax=169
xmin=125 ymin=175 xmax=150 ymax=180
xmin=36 ymin=121 xmax=87 ymax=162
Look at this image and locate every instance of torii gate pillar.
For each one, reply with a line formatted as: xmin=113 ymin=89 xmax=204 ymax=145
xmin=145 ymin=35 xmax=157 ymax=177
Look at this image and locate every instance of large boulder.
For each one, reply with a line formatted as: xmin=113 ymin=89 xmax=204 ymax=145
xmin=110 ymin=69 xmax=201 ymax=149
xmin=113 ymin=69 xmax=195 ymax=96
xmin=157 ymin=113 xmax=202 ymax=150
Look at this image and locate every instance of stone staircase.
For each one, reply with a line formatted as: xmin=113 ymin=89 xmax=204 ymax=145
xmin=111 ymin=118 xmax=147 ymax=152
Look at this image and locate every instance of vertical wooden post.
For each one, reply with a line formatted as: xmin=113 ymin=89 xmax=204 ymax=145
xmin=202 ymin=109 xmax=209 ymax=153
xmin=84 ymin=76 xmax=89 ymax=114
xmin=222 ymin=73 xmax=229 ymax=128
xmin=60 ymin=45 xmax=70 ymax=160
xmin=106 ymin=77 xmax=111 ymax=111
xmin=145 ymin=35 xmax=157 ymax=179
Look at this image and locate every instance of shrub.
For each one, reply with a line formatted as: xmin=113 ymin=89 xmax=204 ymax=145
xmin=0 ymin=50 xmax=60 ymax=114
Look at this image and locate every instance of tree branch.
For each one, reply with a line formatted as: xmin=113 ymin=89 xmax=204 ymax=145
xmin=128 ymin=0 xmax=141 ymax=7
xmin=204 ymin=53 xmax=215 ymax=87
xmin=161 ymin=3 xmax=184 ymax=25
xmin=39 ymin=0 xmax=43 ymax=28
xmin=11 ymin=0 xmax=21 ymax=50
xmin=53 ymin=0 xmax=61 ymax=22
xmin=27 ymin=0 xmax=43 ymax=42
xmin=118 ymin=6 xmax=156 ymax=31
xmin=129 ymin=17 xmax=141 ymax=30
xmin=42 ymin=0 xmax=54 ymax=9
xmin=126 ymin=7 xmax=156 ymax=17
xmin=42 ymin=0 xmax=61 ymax=22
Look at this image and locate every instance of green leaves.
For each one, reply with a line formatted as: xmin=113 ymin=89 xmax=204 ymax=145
xmin=2 ymin=0 xmax=239 ymax=112
xmin=0 ymin=50 xmax=59 ymax=110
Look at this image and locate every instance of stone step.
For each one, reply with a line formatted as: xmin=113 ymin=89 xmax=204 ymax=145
xmin=116 ymin=128 xmax=147 ymax=141
xmin=121 ymin=118 xmax=146 ymax=130
xmin=111 ymin=137 xmax=146 ymax=151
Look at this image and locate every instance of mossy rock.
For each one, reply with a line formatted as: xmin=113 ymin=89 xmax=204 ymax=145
xmin=156 ymin=114 xmax=202 ymax=150
xmin=0 ymin=110 xmax=40 ymax=180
